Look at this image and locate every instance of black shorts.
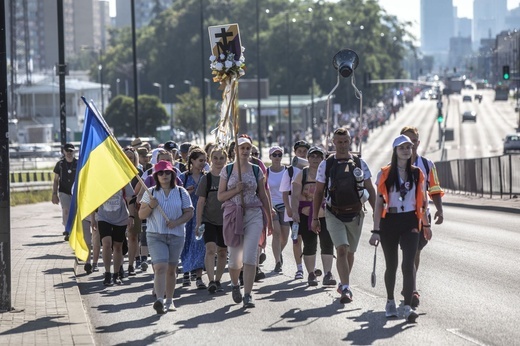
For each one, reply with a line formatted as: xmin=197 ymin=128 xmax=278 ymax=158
xmin=98 ymin=221 xmax=126 ymax=243
xmin=418 ymin=214 xmax=432 ymax=251
xmin=202 ymin=222 xmax=227 ymax=248
xmin=299 ymin=214 xmax=334 ymax=256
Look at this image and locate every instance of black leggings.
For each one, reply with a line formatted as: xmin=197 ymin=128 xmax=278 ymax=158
xmin=380 ymin=211 xmax=419 ymax=305
xmin=299 ymin=214 xmax=334 ymax=256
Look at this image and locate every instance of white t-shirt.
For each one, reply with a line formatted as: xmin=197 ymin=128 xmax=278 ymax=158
xmin=267 ymin=167 xmax=286 ymax=206
xmin=279 ymin=166 xmax=301 ymax=221
xmin=375 ymin=171 xmax=417 ymax=213
xmin=315 ymin=155 xmax=372 ymax=207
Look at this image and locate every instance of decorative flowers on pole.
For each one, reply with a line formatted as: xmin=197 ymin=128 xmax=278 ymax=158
xmin=209 ymin=48 xmax=246 ymax=85
xmin=208 ymin=24 xmax=245 ymax=148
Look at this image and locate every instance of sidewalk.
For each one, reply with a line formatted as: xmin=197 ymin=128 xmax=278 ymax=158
xmin=0 ymin=202 xmax=94 ymax=345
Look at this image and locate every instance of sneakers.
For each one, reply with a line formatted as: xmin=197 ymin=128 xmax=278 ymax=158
xmin=196 ymin=277 xmax=207 ymax=290
xmin=411 ymin=292 xmax=420 ymax=309
xmin=84 ymin=263 xmax=92 ymax=274
xmin=112 ymin=273 xmax=122 ymax=285
xmin=243 ymin=293 xmax=255 ymax=308
xmin=232 ymin=285 xmax=242 ymax=304
xmin=64 ymin=234 xmax=69 ymax=241
xmin=153 ymin=299 xmax=166 ymax=315
xmin=215 ymin=280 xmax=223 ymax=292
xmin=295 ymin=270 xmax=304 ymax=280
xmin=274 ymin=262 xmax=282 ymax=273
xmin=128 ymin=265 xmax=136 ymax=276
xmin=339 ymin=286 xmax=353 ymax=304
xmin=385 ymin=300 xmax=398 ymax=318
xmin=259 ymin=252 xmax=267 ymax=264
xmin=164 ymin=300 xmax=175 ymax=312
xmin=190 ymin=272 xmax=197 ymax=281
xmin=182 ymin=273 xmax=191 ymax=287
xmin=254 ymin=267 xmax=266 ymax=282
xmin=103 ymin=272 xmax=113 ymax=286
xmin=135 ymin=257 xmax=141 ymax=269
xmin=140 ymin=261 xmax=148 ymax=271
xmin=208 ymin=281 xmax=217 ymax=294
xmin=404 ymin=305 xmax=418 ymax=323
xmin=308 ymin=272 xmax=318 ymax=287
xmin=92 ymin=263 xmax=99 ymax=272
xmin=322 ymin=272 xmax=337 ymax=286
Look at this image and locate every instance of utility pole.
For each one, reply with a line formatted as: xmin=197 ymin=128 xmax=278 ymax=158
xmin=131 ymin=0 xmax=139 ymax=137
xmin=57 ymin=0 xmax=67 ymax=145
xmin=0 ymin=0 xmax=13 ymax=312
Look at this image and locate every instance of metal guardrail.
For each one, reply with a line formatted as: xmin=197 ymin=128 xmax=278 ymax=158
xmin=435 ymin=154 xmax=520 ymax=198
xmin=11 ymin=181 xmax=53 ymax=193
xmin=10 ymin=170 xmax=53 ymax=183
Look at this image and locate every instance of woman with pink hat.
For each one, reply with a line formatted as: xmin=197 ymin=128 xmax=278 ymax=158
xmin=139 ymin=161 xmax=193 ymax=314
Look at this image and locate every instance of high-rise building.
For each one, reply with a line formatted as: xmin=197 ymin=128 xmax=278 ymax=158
xmin=473 ymin=0 xmax=508 ymax=48
xmin=114 ymin=0 xmax=174 ymax=29
xmin=420 ymin=0 xmax=454 ymax=56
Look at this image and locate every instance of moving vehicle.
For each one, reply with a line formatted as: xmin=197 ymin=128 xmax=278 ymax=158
xmin=503 ymin=134 xmax=520 ymax=154
xmin=462 ymin=95 xmax=472 ymax=102
xmin=462 ymin=111 xmax=477 ymax=122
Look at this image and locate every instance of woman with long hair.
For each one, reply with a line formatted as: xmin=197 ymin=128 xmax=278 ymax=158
xmin=139 ymin=161 xmax=193 ymax=314
xmin=195 ymin=147 xmax=228 ymax=293
xmin=179 ymin=147 xmax=208 ymax=289
xmin=369 ymin=134 xmax=430 ymax=323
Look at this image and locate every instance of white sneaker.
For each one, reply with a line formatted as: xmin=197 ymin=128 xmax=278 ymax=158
xmin=385 ymin=300 xmax=398 ymax=318
xmin=404 ymin=305 xmax=418 ymax=323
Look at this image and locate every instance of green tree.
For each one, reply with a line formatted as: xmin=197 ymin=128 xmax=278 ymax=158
xmin=104 ymin=95 xmax=168 ymax=137
xmin=174 ymin=87 xmax=215 ymax=135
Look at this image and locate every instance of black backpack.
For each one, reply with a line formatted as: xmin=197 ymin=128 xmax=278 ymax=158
xmin=325 ymin=155 xmax=364 ymax=221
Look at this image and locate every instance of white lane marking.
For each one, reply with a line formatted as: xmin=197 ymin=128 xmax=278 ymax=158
xmin=447 ymin=328 xmax=490 ymax=346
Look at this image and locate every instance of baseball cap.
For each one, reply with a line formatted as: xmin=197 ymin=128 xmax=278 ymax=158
xmin=293 ymin=140 xmax=310 ymax=150
xmin=164 ymin=140 xmax=178 ymax=151
xmin=180 ymin=142 xmax=192 ymax=153
xmin=237 ymin=137 xmax=252 ymax=146
xmin=269 ymin=146 xmax=283 ymax=156
xmin=392 ymin=134 xmax=413 ymax=148
xmin=131 ymin=137 xmax=142 ymax=147
xmin=307 ymin=146 xmax=325 ymax=157
xmin=63 ymin=143 xmax=75 ymax=151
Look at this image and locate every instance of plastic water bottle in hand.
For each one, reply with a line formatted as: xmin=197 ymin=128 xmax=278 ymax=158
xmin=195 ymin=224 xmax=205 ymax=241
xmin=291 ymin=222 xmax=299 ymax=241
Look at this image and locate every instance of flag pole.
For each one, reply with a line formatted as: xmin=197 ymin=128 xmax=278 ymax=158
xmin=83 ymin=97 xmax=170 ymax=222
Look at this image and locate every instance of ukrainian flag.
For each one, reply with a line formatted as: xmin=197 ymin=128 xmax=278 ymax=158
xmin=66 ymin=98 xmax=138 ymax=261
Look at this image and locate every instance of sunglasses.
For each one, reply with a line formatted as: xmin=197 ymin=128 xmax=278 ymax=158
xmin=157 ymin=170 xmax=173 ymax=176
xmin=65 ymin=149 xmax=74 ymax=153
xmin=271 ymin=153 xmax=282 ymax=158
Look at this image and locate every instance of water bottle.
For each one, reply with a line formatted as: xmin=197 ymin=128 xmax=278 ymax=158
xmin=195 ymin=224 xmax=205 ymax=241
xmin=291 ymin=222 xmax=299 ymax=241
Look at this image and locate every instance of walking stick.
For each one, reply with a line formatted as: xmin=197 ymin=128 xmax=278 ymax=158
xmin=371 ymin=244 xmax=378 ymax=288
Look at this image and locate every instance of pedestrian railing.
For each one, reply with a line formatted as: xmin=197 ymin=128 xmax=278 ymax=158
xmin=10 ymin=170 xmax=54 ymax=183
xmin=435 ymin=154 xmax=520 ymax=198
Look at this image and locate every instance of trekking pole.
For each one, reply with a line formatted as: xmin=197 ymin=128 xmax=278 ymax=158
xmin=371 ymin=243 xmax=378 ymax=288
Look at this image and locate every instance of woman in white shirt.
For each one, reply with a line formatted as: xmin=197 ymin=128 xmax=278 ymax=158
xmin=139 ymin=160 xmax=193 ymax=314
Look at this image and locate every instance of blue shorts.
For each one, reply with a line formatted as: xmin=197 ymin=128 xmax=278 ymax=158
xmin=146 ymin=232 xmax=185 ymax=265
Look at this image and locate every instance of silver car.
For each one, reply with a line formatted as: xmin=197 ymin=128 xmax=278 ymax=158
xmin=503 ymin=134 xmax=520 ymax=154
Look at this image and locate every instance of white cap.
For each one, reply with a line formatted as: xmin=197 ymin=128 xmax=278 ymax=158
xmin=392 ymin=134 xmax=413 ymax=148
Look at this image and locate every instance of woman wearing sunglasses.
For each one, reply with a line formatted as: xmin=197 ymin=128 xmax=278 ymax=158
xmin=369 ymin=134 xmax=430 ymax=323
xmin=139 ymin=161 xmax=193 ymax=314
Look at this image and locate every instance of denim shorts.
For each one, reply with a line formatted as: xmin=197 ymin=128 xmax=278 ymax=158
xmin=146 ymin=232 xmax=185 ymax=265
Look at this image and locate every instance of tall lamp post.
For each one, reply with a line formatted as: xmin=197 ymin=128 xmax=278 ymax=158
xmin=152 ymin=82 xmax=162 ymax=102
xmin=168 ymin=84 xmax=175 ymax=130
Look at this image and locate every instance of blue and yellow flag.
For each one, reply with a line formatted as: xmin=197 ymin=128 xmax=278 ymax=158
xmin=66 ymin=98 xmax=138 ymax=261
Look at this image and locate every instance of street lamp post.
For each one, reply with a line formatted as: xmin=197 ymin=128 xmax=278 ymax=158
xmin=116 ymin=78 xmax=120 ymax=95
xmin=204 ymin=78 xmax=211 ymax=99
xmin=153 ymin=82 xmax=162 ymax=102
xmin=168 ymin=84 xmax=175 ymax=130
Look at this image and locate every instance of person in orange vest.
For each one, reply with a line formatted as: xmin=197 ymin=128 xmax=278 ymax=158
xmin=369 ymin=134 xmax=431 ymax=323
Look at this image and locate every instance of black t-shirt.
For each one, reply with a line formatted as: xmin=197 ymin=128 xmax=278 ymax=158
xmin=53 ymin=157 xmax=78 ymax=195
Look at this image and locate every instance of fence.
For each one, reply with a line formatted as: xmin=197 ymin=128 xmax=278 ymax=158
xmin=9 ymin=170 xmax=54 ymax=193
xmin=435 ymin=154 xmax=520 ymax=198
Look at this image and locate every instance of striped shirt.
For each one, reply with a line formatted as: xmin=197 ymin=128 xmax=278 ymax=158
xmin=140 ymin=186 xmax=193 ymax=236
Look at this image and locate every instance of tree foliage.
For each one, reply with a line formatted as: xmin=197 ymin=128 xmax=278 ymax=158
xmin=104 ymin=95 xmax=168 ymax=137
xmin=100 ymin=0 xmax=415 ymax=130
